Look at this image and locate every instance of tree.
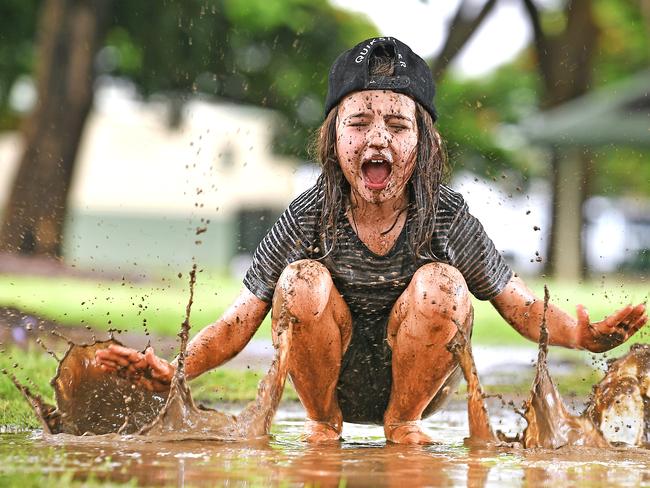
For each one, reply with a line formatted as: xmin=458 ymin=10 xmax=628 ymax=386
xmin=521 ymin=0 xmax=650 ymax=279
xmin=0 ymin=0 xmax=40 ymax=130
xmin=427 ymin=0 xmax=650 ymax=279
xmin=0 ymin=0 xmax=113 ymax=257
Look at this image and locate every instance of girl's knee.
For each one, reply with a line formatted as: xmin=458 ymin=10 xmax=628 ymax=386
xmin=274 ymin=259 xmax=334 ymax=322
xmin=410 ymin=262 xmax=471 ymax=323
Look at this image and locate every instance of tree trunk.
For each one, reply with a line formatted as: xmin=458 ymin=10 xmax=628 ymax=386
xmin=522 ymin=0 xmax=599 ymax=279
xmin=432 ymin=0 xmax=498 ymax=80
xmin=0 ymin=0 xmax=112 ymax=258
xmin=547 ymin=149 xmax=592 ymax=279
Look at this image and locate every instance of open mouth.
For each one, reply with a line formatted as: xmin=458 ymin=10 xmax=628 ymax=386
xmin=361 ymin=158 xmax=392 ymax=190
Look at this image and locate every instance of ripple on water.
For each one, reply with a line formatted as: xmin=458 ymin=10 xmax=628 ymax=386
xmin=1 ymin=407 xmax=650 ymax=487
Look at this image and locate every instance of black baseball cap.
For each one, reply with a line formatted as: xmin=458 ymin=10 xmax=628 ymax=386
xmin=324 ymin=37 xmax=437 ymax=122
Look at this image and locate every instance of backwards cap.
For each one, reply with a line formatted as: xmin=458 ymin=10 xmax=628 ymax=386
xmin=324 ymin=37 xmax=437 ymax=122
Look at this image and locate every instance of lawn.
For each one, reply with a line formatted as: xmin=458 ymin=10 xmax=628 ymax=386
xmin=1 ymin=271 xmax=647 ymax=345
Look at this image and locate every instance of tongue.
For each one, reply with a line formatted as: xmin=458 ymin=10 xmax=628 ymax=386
xmin=364 ymin=161 xmax=391 ymax=184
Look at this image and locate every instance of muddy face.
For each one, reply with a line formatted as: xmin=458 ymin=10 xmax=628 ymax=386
xmin=335 ymin=90 xmax=418 ymax=205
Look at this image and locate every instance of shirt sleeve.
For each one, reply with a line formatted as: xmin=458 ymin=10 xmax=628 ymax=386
xmin=243 ymin=190 xmax=318 ymax=302
xmin=445 ymin=202 xmax=513 ymax=301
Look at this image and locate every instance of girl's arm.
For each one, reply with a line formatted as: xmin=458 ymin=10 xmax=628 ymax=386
xmin=490 ymin=275 xmax=647 ymax=352
xmin=95 ymin=287 xmax=270 ymax=390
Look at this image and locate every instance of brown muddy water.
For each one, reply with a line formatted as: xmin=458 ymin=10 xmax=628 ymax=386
xmin=3 ymin=404 xmax=650 ymax=487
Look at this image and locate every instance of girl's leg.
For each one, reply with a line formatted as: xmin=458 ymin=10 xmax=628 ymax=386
xmin=272 ymin=259 xmax=352 ymax=443
xmin=384 ymin=262 xmax=472 ymax=444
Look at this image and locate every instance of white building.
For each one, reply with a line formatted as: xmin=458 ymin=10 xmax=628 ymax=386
xmin=0 ymin=83 xmax=309 ymax=273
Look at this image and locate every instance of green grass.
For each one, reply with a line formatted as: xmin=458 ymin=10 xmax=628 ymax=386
xmin=0 ymin=472 xmax=139 ymax=487
xmin=1 ymin=272 xmax=647 ymax=346
xmin=0 ymin=271 xmax=272 ymax=339
xmin=1 ymin=346 xmax=62 ymax=429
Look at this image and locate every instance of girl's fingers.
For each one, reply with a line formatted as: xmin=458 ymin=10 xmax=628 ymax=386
xmin=98 ymin=362 xmax=117 ymax=373
xmin=627 ymin=313 xmax=648 ymax=337
xmin=576 ymin=304 xmax=590 ymax=328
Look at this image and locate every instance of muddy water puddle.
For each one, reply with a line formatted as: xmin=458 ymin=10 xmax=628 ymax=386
xmin=2 ymin=404 xmax=650 ymax=487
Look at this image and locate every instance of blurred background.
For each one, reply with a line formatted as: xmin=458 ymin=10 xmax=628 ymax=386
xmin=0 ymin=0 xmax=648 ymax=346
xmin=1 ymin=3 xmax=650 ymax=483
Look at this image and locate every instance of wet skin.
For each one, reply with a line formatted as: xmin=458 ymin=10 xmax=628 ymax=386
xmin=96 ymin=89 xmax=649 ymax=445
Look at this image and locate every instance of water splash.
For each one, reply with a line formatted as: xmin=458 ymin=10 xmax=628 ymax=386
xmin=452 ymin=286 xmax=649 ymax=449
xmin=9 ymin=267 xmax=291 ymax=441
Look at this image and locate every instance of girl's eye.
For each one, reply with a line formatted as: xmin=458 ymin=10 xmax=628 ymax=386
xmin=389 ymin=125 xmax=408 ymax=131
xmin=348 ymin=122 xmax=369 ymax=127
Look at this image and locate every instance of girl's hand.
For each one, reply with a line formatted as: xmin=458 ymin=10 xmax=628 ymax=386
xmin=575 ymin=303 xmax=647 ymax=353
xmin=95 ymin=344 xmax=175 ymax=392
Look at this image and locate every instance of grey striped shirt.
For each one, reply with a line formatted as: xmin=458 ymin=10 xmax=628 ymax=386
xmin=244 ymin=180 xmax=513 ymax=320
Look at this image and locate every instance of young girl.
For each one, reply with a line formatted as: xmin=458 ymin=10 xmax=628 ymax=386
xmin=96 ymin=37 xmax=647 ymax=445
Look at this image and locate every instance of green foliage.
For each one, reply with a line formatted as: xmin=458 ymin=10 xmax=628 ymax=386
xmin=589 ymin=146 xmax=650 ymax=196
xmin=107 ymin=0 xmax=378 ymax=158
xmin=1 ymin=0 xmax=649 ymax=197
xmin=0 ymin=0 xmax=39 ymax=129
xmin=593 ymin=0 xmax=650 ymax=84
xmin=0 ymin=0 xmax=376 ymax=157
xmin=437 ymin=64 xmax=543 ymax=185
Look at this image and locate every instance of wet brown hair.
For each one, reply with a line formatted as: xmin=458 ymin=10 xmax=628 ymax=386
xmin=313 ymin=53 xmax=450 ymax=259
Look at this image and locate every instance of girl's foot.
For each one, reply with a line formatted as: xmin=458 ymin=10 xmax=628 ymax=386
xmin=385 ymin=420 xmax=435 ymax=444
xmin=300 ymin=419 xmax=342 ymax=443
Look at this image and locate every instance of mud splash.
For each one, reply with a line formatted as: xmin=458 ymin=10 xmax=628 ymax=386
xmin=452 ymin=286 xmax=649 ymax=449
xmin=5 ymin=265 xmax=291 ymax=441
xmin=447 ymin=327 xmax=496 ymax=445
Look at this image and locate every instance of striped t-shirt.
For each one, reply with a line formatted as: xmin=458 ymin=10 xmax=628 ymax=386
xmin=244 ymin=178 xmax=512 ymax=422
xmin=243 ymin=179 xmax=513 ymax=322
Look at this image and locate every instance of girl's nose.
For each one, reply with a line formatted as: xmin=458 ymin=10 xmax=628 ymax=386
xmin=366 ymin=123 xmax=390 ymax=148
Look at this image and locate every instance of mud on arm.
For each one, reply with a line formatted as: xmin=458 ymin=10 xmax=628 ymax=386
xmin=489 ymin=276 xmax=648 ymax=352
xmin=181 ymin=287 xmax=270 ymax=380
xmin=96 ymin=287 xmax=270 ymax=388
